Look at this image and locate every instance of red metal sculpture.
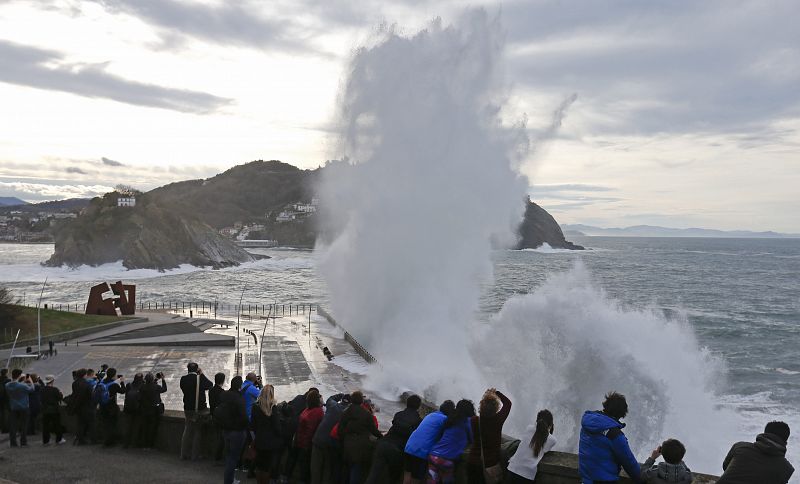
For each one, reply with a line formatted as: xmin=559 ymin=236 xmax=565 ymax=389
xmin=85 ymin=281 xmax=136 ymax=316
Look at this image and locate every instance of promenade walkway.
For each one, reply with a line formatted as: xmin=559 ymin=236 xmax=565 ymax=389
xmin=0 ymin=434 xmax=218 ymax=483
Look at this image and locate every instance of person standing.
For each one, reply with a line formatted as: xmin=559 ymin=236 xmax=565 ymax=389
xmin=404 ymin=400 xmax=456 ymax=484
xmin=139 ymin=372 xmax=167 ymax=449
xmin=179 ymin=362 xmax=213 ymax=461
xmin=122 ymin=373 xmax=144 ymax=448
xmin=296 ymin=391 xmax=325 ymax=482
xmin=311 ymin=392 xmax=350 ymax=484
xmin=26 ymin=373 xmax=43 ymax=436
xmin=578 ymin=392 xmax=641 ymax=484
xmin=467 ymin=388 xmax=512 ymax=484
xmin=506 ymin=410 xmax=557 ymax=484
xmin=0 ymin=368 xmax=10 ymax=433
xmin=428 ymin=399 xmax=475 ymax=484
xmin=5 ymin=369 xmax=34 ymax=447
xmin=339 ymin=391 xmax=383 ymax=484
xmin=40 ymin=375 xmax=65 ymax=445
xmin=250 ymin=385 xmax=284 ymax=484
xmin=209 ymin=372 xmax=226 ymax=463
xmin=98 ymin=368 xmax=126 ymax=446
xmin=217 ymin=376 xmax=248 ymax=484
xmin=240 ymin=373 xmax=261 ymax=420
xmin=365 ymin=394 xmax=423 ymax=484
xmin=717 ymin=421 xmax=794 ymax=484
xmin=71 ymin=368 xmax=95 ymax=445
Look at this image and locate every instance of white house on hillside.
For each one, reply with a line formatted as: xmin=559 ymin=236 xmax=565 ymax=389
xmin=117 ymin=197 xmax=136 ymax=207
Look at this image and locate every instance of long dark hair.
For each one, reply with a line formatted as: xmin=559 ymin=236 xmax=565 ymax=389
xmin=444 ymin=399 xmax=475 ymax=429
xmin=529 ymin=409 xmax=554 ymax=457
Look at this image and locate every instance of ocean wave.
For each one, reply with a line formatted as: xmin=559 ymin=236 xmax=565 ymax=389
xmin=330 ymin=351 xmax=371 ymax=375
xmin=0 ymin=254 xmax=315 ymax=283
xmin=517 ymin=243 xmax=583 ymax=253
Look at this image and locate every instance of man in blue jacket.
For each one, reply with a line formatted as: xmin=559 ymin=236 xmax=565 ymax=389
xmin=579 ymin=391 xmax=642 ymax=484
xmin=240 ymin=372 xmax=261 ymax=420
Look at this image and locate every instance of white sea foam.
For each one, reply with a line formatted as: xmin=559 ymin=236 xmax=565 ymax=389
xmin=0 ymin=252 xmax=314 ymax=283
xmin=519 ymin=243 xmax=580 ymax=254
xmin=318 ymin=10 xmax=529 ymax=398
xmin=330 ymin=351 xmax=372 ymax=376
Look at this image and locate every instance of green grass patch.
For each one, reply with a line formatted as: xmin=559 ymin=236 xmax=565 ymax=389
xmin=1 ymin=305 xmax=122 ymax=343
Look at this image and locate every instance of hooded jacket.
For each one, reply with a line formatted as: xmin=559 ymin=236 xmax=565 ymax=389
xmin=717 ymin=433 xmax=794 ymax=484
xmin=405 ymin=410 xmax=448 ymax=459
xmin=578 ymin=411 xmax=641 ymax=484
xmin=640 ymin=457 xmax=693 ymax=483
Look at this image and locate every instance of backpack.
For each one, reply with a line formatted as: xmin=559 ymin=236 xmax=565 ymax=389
xmin=92 ymin=381 xmax=112 ymax=406
xmin=213 ymin=399 xmax=237 ymax=430
xmin=123 ymin=386 xmax=141 ymax=414
xmin=276 ymin=401 xmax=294 ymax=440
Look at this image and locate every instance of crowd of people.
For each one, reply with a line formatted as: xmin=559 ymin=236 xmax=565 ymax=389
xmin=1 ymin=363 xmax=795 ymax=484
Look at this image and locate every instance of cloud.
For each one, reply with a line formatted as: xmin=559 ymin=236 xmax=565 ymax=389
xmin=0 ymin=181 xmax=113 ymax=201
xmin=531 ymin=183 xmax=615 ymax=193
xmin=87 ymin=0 xmax=318 ymax=54
xmin=101 ymin=157 xmax=124 ymax=167
xmin=0 ymin=40 xmax=233 ymax=113
xmin=65 ymin=166 xmax=87 ymax=174
xmin=503 ymin=0 xmax=800 ymax=135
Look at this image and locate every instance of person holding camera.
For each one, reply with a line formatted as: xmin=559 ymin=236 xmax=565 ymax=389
xmin=5 ymin=369 xmax=34 ymax=447
xmin=140 ymin=372 xmax=167 ymax=449
xmin=98 ymin=368 xmax=126 ymax=447
xmin=180 ymin=362 xmax=213 ymax=461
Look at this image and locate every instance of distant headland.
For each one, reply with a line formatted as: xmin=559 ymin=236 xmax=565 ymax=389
xmin=28 ymin=160 xmax=581 ymax=270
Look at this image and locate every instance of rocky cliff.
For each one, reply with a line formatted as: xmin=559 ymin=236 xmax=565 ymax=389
xmin=515 ymin=198 xmax=584 ymax=250
xmin=46 ymin=192 xmax=257 ymax=270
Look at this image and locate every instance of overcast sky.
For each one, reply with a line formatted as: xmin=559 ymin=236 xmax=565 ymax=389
xmin=0 ymin=0 xmax=798 ymax=232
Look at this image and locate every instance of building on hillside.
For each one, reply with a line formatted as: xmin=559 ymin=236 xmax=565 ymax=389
xmin=52 ymin=212 xmax=77 ymax=219
xmin=276 ymin=211 xmax=296 ymax=222
xmin=219 ymin=227 xmax=237 ymax=237
xmin=248 ymin=223 xmax=266 ymax=232
xmin=293 ymin=203 xmax=316 ymax=213
xmin=117 ymin=197 xmax=136 ymax=207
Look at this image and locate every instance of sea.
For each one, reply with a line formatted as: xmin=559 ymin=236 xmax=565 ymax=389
xmin=1 ymin=237 xmax=798 ymax=471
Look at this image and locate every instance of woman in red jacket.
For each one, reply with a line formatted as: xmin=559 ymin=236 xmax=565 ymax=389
xmin=295 ymin=391 xmax=324 ymax=482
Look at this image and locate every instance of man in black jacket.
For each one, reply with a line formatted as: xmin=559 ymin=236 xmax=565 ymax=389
xmin=40 ymin=375 xmax=64 ymax=445
xmin=179 ymin=362 xmax=213 ymax=461
xmin=218 ymin=376 xmax=248 ymax=484
xmin=71 ymin=368 xmax=95 ymax=445
xmin=718 ymin=421 xmax=794 ymax=484
xmin=209 ymin=372 xmax=226 ymax=463
xmin=365 ymin=394 xmax=422 ymax=484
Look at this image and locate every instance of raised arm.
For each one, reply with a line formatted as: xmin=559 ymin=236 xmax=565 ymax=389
xmin=496 ymin=390 xmax=512 ymax=421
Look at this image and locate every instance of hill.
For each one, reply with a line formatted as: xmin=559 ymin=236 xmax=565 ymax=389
xmin=0 ymin=197 xmax=28 ymax=207
xmin=47 ymin=160 xmax=581 ymax=269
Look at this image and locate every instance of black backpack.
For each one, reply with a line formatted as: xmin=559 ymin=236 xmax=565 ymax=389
xmin=213 ymin=399 xmax=237 ymax=430
xmin=123 ymin=386 xmax=141 ymax=414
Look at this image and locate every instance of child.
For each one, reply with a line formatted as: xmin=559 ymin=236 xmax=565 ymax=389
xmin=641 ymin=438 xmax=693 ymax=483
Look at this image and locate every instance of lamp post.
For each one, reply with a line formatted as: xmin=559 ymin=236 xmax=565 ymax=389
xmin=36 ymin=277 xmax=48 ymax=355
xmin=235 ymin=285 xmax=246 ymax=375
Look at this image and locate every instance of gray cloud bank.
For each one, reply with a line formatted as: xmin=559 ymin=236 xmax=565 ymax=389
xmin=0 ymin=40 xmax=232 ymax=113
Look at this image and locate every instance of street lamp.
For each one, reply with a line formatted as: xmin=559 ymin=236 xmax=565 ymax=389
xmin=36 ymin=277 xmax=48 ymax=355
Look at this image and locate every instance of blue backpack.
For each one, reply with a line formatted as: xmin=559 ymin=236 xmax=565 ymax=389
xmin=92 ymin=381 xmax=114 ymax=406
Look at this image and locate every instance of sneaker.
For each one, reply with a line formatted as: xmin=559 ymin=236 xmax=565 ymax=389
xmin=57 ymin=438 xmax=67 ymax=445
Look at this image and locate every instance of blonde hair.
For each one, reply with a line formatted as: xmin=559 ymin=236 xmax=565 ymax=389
xmin=257 ymin=384 xmax=276 ymax=416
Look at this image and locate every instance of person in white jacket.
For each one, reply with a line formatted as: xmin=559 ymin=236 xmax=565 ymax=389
xmin=506 ymin=409 xmax=557 ymax=483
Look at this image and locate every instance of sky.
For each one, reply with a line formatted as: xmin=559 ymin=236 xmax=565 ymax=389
xmin=0 ymin=0 xmax=798 ymax=232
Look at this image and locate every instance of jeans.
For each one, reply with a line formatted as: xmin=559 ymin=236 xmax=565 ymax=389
xmin=8 ymin=409 xmax=29 ymax=446
xmin=100 ymin=406 xmax=120 ymax=446
xmin=224 ymin=430 xmax=247 ymax=484
xmin=42 ymin=412 xmax=63 ymax=444
xmin=124 ymin=413 xmax=141 ymax=448
xmin=181 ymin=411 xmax=205 ymax=460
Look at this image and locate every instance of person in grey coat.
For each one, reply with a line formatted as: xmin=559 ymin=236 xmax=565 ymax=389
xmin=640 ymin=439 xmax=692 ymax=483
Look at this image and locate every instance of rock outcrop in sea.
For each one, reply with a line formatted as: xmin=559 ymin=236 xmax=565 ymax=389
xmin=46 ymin=192 xmax=257 ymax=270
xmin=515 ymin=197 xmax=584 ymax=250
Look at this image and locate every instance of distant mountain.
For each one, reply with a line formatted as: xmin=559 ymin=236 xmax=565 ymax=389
xmin=0 ymin=197 xmax=28 ymax=207
xmin=0 ymin=198 xmax=90 ymax=213
xmin=562 ymin=224 xmax=799 ymax=238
